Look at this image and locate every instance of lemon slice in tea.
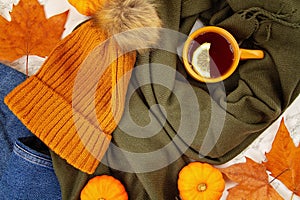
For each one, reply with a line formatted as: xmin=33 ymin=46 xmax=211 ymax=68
xmin=191 ymin=42 xmax=211 ymax=78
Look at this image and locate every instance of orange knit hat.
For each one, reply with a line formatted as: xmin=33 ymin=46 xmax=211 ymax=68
xmin=5 ymin=0 xmax=162 ymax=174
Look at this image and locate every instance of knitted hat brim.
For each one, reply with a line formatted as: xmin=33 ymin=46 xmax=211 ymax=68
xmin=5 ymin=75 xmax=112 ymax=173
xmin=4 ymin=20 xmax=136 ymax=174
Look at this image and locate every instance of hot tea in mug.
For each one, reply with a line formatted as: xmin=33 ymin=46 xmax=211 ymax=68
xmin=183 ymin=26 xmax=264 ymax=83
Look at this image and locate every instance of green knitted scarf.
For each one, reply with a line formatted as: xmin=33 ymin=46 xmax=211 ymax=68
xmin=51 ymin=0 xmax=300 ymax=199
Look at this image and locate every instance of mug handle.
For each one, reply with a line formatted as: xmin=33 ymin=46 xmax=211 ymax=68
xmin=240 ymin=49 xmax=264 ymax=60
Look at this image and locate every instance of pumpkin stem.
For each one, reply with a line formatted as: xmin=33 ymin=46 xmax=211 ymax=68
xmin=197 ymin=183 xmax=207 ymax=192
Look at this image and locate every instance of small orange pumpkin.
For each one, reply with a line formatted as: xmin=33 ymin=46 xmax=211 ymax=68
xmin=177 ymin=162 xmax=225 ymax=200
xmin=68 ymin=0 xmax=105 ymax=16
xmin=80 ymin=175 xmax=128 ymax=200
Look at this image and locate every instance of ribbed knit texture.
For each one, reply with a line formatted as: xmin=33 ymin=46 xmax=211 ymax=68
xmin=4 ymin=20 xmax=136 ymax=174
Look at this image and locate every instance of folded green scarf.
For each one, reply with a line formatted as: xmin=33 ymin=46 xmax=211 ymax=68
xmin=51 ymin=0 xmax=300 ymax=199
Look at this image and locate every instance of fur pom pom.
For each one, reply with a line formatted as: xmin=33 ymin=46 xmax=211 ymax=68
xmin=93 ymin=0 xmax=162 ymax=52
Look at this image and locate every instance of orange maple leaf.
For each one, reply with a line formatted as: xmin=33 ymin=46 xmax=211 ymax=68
xmin=0 ymin=0 xmax=68 ymax=62
xmin=264 ymin=118 xmax=300 ymax=196
xmin=220 ymin=157 xmax=283 ymax=200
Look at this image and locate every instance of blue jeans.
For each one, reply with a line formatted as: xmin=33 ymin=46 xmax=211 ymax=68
xmin=0 ymin=63 xmax=61 ymax=199
xmin=0 ymin=63 xmax=31 ymax=175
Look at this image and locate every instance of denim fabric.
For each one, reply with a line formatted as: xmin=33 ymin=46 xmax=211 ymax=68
xmin=0 ymin=63 xmax=61 ymax=199
xmin=0 ymin=137 xmax=61 ymax=200
xmin=0 ymin=63 xmax=32 ymax=175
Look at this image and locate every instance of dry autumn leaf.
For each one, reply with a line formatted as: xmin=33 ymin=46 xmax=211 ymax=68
xmin=0 ymin=0 xmax=68 ymax=62
xmin=220 ymin=157 xmax=283 ymax=200
xmin=264 ymin=118 xmax=300 ymax=197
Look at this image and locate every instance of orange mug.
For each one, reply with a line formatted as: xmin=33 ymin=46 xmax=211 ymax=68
xmin=182 ymin=26 xmax=264 ymax=83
